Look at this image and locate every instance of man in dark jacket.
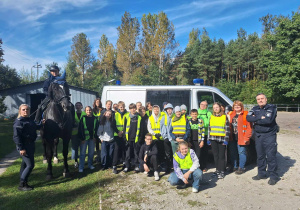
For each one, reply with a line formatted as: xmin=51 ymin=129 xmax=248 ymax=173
xmin=247 ymin=93 xmax=279 ymax=185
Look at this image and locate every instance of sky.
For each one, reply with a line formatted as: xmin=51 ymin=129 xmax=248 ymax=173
xmin=0 ymin=0 xmax=299 ymax=75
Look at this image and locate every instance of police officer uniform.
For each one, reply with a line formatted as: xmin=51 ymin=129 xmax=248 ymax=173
xmin=246 ymin=103 xmax=279 ymax=184
xmin=13 ymin=116 xmax=41 ymax=191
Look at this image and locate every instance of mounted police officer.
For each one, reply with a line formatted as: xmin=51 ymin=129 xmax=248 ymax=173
xmin=246 ymin=93 xmax=279 ymax=185
xmin=34 ymin=65 xmax=73 ymax=126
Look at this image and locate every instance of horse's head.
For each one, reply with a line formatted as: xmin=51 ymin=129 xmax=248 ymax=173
xmin=48 ymin=83 xmax=69 ymax=112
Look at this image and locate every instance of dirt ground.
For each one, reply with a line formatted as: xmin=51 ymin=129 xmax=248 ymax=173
xmin=101 ymin=112 xmax=300 ymax=209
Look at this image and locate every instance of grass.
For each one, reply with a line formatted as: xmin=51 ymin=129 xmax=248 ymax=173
xmin=156 ymin=191 xmax=166 ymax=195
xmin=0 ymin=120 xmax=15 ymax=159
xmin=187 ymin=200 xmax=206 ymax=207
xmin=0 ymin=140 xmax=117 ymax=209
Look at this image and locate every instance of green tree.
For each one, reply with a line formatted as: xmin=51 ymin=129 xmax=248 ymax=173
xmin=65 ymin=56 xmax=81 ymax=87
xmin=70 ymin=33 xmax=94 ymax=86
xmin=0 ymin=96 xmax=6 ymax=113
xmin=0 ymin=64 xmax=21 ymax=89
xmin=0 ymin=39 xmax=4 ymax=64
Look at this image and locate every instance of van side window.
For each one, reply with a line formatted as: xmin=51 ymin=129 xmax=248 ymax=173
xmin=214 ymin=93 xmax=229 ymax=106
xmin=197 ymin=91 xmax=214 ymax=105
xmin=146 ymin=90 xmax=190 ymax=111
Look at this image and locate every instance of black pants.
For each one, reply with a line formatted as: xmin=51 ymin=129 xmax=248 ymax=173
xmin=255 ymin=133 xmax=278 ymax=179
xmin=19 ymin=142 xmax=35 ymax=182
xmin=200 ymin=136 xmax=209 ymax=170
xmin=140 ymin=155 xmax=158 ymax=172
xmin=112 ymin=136 xmax=126 ymax=167
xmin=211 ymin=140 xmax=226 ymax=172
xmin=164 ymin=139 xmax=173 ymax=170
xmin=125 ymin=141 xmax=139 ymax=168
xmin=155 ymin=140 xmax=165 ymax=164
xmin=191 ymin=140 xmax=201 ymax=164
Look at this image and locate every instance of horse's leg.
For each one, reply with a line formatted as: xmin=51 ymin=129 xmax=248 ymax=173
xmin=42 ymin=137 xmax=47 ymax=164
xmin=62 ymin=136 xmax=71 ymax=178
xmin=53 ymin=138 xmax=59 ymax=164
xmin=46 ymin=140 xmax=54 ymax=180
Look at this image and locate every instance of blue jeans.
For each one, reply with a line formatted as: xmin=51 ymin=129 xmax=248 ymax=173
xmin=71 ymin=134 xmax=80 ymax=161
xmin=229 ymin=141 xmax=247 ymax=169
xmin=101 ymin=141 xmax=115 ymax=168
xmin=79 ymin=139 xmax=95 ymax=170
xmin=19 ymin=143 xmax=35 ymax=182
xmin=168 ymin=168 xmax=202 ymax=190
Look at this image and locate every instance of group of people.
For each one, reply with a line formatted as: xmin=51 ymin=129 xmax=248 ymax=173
xmin=12 ymin=66 xmax=280 ymax=192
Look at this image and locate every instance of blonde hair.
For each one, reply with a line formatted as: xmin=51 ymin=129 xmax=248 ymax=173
xmin=18 ymin=104 xmax=30 ymax=118
xmin=212 ymin=102 xmax=224 ymax=116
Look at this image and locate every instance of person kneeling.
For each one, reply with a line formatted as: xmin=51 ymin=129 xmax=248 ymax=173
xmin=168 ymin=141 xmax=202 ymax=193
xmin=139 ymin=134 xmax=159 ymax=181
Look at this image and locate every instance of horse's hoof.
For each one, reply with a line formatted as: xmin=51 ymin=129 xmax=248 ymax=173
xmin=63 ymin=172 xmax=70 ymax=178
xmin=53 ymin=157 xmax=59 ymax=164
xmin=43 ymin=159 xmax=47 ymax=164
xmin=46 ymin=174 xmax=53 ymax=181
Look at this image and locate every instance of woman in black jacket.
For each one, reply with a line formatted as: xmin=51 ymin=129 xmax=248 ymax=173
xmin=13 ymin=104 xmax=42 ymax=191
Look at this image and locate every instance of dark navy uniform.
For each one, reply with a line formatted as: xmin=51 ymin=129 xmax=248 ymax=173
xmin=246 ymin=104 xmax=278 ymax=179
xmin=13 ymin=117 xmax=41 ymax=188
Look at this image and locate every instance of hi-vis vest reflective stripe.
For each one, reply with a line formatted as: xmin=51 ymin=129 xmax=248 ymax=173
xmin=210 ymin=115 xmax=226 ymax=136
xmin=83 ymin=117 xmax=97 ymax=140
xmin=146 ymin=110 xmax=152 ymax=117
xmin=114 ymin=112 xmax=129 ymax=136
xmin=93 ymin=110 xmax=101 ymax=119
xmin=171 ymin=116 xmax=186 ymax=135
xmin=173 ymin=150 xmax=193 ymax=170
xmin=125 ymin=115 xmax=141 ymax=143
xmin=242 ymin=112 xmax=248 ymax=135
xmin=72 ymin=111 xmax=87 ymax=135
xmin=149 ymin=115 xmax=163 ymax=140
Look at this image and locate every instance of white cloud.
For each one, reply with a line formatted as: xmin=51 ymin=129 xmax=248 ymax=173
xmin=2 ymin=44 xmax=65 ymax=72
xmin=0 ymin=0 xmax=108 ymax=26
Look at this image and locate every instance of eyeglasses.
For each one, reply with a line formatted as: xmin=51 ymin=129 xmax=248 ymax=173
xmin=21 ymin=109 xmax=29 ymax=111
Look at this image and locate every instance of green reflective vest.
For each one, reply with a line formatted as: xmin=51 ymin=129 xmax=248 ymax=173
xmin=173 ymin=150 xmax=193 ymax=170
xmin=125 ymin=115 xmax=141 ymax=143
xmin=83 ymin=117 xmax=97 ymax=140
xmin=72 ymin=111 xmax=86 ymax=135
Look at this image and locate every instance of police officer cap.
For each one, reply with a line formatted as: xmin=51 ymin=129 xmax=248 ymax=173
xmin=50 ymin=65 xmax=59 ymax=72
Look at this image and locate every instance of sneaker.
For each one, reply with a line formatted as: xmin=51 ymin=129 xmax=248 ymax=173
xmin=252 ymin=175 xmax=267 ymax=180
xmin=74 ymin=162 xmax=79 ymax=168
xmin=134 ymin=167 xmax=139 ymax=173
xmin=218 ymin=172 xmax=225 ymax=179
xmin=113 ymin=167 xmax=118 ymax=174
xmin=202 ymin=168 xmax=208 ymax=172
xmin=89 ymin=165 xmax=95 ymax=170
xmin=24 ymin=182 xmax=34 ymax=190
xmin=154 ymin=171 xmax=160 ymax=181
xmin=177 ymin=184 xmax=189 ymax=190
xmin=192 ymin=188 xmax=199 ymax=193
xmin=123 ymin=168 xmax=128 ymax=173
xmin=235 ymin=168 xmax=245 ymax=175
xmin=79 ymin=169 xmax=83 ymax=173
xmin=212 ymin=170 xmax=220 ymax=177
xmin=144 ymin=171 xmax=148 ymax=175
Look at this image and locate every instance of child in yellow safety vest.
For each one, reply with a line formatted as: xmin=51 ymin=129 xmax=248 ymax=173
xmin=71 ymin=102 xmax=86 ymax=168
xmin=168 ymin=141 xmax=202 ymax=193
xmin=207 ymin=102 xmax=230 ymax=179
xmin=78 ymin=106 xmax=99 ymax=173
xmin=169 ymin=106 xmax=191 ymax=154
xmin=123 ymin=103 xmax=141 ymax=173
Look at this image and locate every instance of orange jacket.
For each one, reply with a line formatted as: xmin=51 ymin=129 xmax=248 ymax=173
xmin=229 ymin=110 xmax=252 ymax=145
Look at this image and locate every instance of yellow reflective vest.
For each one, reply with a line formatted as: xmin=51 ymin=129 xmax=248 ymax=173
xmin=125 ymin=115 xmax=141 ymax=143
xmin=93 ymin=109 xmax=101 ymax=120
xmin=171 ymin=115 xmax=186 ymax=135
xmin=114 ymin=112 xmax=129 ymax=136
xmin=149 ymin=115 xmax=163 ymax=140
xmin=72 ymin=111 xmax=86 ymax=135
xmin=209 ymin=115 xmax=226 ymax=136
xmin=173 ymin=149 xmax=193 ymax=170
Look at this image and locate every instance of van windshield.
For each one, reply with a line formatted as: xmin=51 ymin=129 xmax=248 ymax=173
xmin=146 ymin=90 xmax=190 ymax=112
xmin=197 ymin=91 xmax=229 ymax=112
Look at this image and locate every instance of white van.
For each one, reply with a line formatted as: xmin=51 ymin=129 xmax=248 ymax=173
xmin=101 ymin=85 xmax=233 ymax=112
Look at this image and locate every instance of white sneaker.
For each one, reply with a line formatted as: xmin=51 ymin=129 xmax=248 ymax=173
xmin=123 ymin=168 xmax=128 ymax=173
xmin=144 ymin=171 xmax=148 ymax=175
xmin=154 ymin=171 xmax=160 ymax=181
xmin=79 ymin=169 xmax=83 ymax=173
xmin=192 ymin=188 xmax=199 ymax=193
xmin=89 ymin=165 xmax=95 ymax=170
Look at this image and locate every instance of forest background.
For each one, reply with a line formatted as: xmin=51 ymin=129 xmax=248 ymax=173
xmin=1 ymin=8 xmax=300 ymax=109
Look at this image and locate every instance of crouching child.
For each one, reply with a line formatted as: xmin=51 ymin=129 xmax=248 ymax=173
xmin=139 ymin=133 xmax=159 ymax=181
xmin=168 ymin=141 xmax=202 ymax=193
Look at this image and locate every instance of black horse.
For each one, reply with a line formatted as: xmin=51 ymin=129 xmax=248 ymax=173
xmin=40 ymin=82 xmax=73 ymax=180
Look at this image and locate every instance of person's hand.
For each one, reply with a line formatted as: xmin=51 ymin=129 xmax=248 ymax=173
xmin=118 ymin=131 xmax=122 ymax=137
xmin=183 ymin=171 xmax=191 ymax=181
xmin=101 ymin=139 xmax=104 ymax=143
xmin=155 ymin=134 xmax=161 ymax=139
xmin=176 ymin=138 xmax=183 ymax=142
xmin=199 ymin=141 xmax=204 ymax=148
xmin=20 ymin=150 xmax=26 ymax=156
xmin=261 ymin=116 xmax=265 ymax=119
xmin=183 ymin=178 xmax=189 ymax=184
xmin=144 ymin=164 xmax=150 ymax=172
xmin=144 ymin=154 xmax=147 ymax=163
xmin=245 ymin=141 xmax=250 ymax=145
xmin=42 ymin=119 xmax=46 ymax=124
